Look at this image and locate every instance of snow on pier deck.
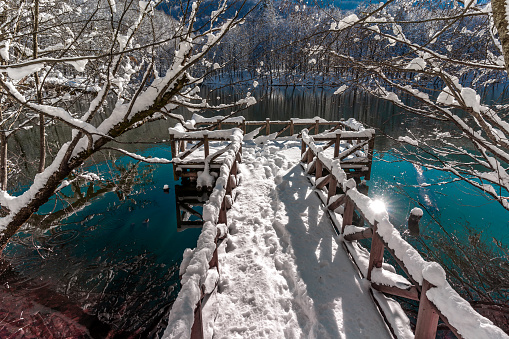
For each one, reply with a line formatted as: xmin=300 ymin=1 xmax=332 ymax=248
xmin=208 ymin=142 xmax=391 ymax=338
xmin=165 ymin=119 xmax=509 ymax=339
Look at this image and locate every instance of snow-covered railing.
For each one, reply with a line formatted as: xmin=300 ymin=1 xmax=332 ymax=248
xmin=168 ymin=125 xmax=243 ymax=188
xmin=164 ymin=131 xmax=241 ymax=339
xmin=301 ymin=129 xmax=508 ymax=339
xmin=191 ymin=113 xmax=361 ymax=138
xmin=302 ymin=127 xmax=376 ymax=180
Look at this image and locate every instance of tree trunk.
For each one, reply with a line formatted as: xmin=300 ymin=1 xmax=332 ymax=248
xmin=492 ymin=0 xmax=509 ymax=74
xmin=33 ymin=0 xmax=45 ymax=173
xmin=0 ymin=131 xmax=7 ymax=190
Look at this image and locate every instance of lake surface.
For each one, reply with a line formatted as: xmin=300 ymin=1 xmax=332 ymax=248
xmin=1 ymin=85 xmax=507 ymax=337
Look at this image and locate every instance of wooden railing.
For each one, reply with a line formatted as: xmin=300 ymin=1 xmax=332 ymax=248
xmin=192 ymin=113 xmax=355 ymax=138
xmin=301 ymin=129 xmax=507 ymax=339
xmin=168 ymin=127 xmax=243 ymax=187
xmin=164 ymin=132 xmax=242 ymax=339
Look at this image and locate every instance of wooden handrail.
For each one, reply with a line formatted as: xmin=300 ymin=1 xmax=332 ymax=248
xmin=300 ymin=129 xmax=506 ymax=339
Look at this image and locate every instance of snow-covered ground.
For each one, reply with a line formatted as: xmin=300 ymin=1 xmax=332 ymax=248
xmin=203 ymin=140 xmax=391 ymax=338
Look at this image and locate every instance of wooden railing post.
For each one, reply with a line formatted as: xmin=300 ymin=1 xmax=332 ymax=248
xmin=342 ymin=195 xmax=355 ymax=233
xmin=365 ymin=135 xmax=375 ymax=180
xmin=315 ymin=158 xmax=323 ymax=179
xmin=266 ymin=118 xmax=270 ymax=135
xmin=315 ymin=119 xmax=319 ymax=134
xmin=301 ymin=139 xmax=306 ymax=156
xmin=408 ymin=208 xmax=423 ymax=236
xmin=170 ymin=134 xmax=178 ymax=180
xmin=306 ymin=148 xmax=313 ymax=163
xmin=327 ymin=176 xmax=337 ymax=204
xmin=415 ymin=280 xmax=439 ymax=339
xmin=190 ymin=299 xmax=204 ymax=339
xmin=203 ymin=132 xmax=209 ymax=160
xmin=218 ymin=200 xmax=227 ymax=224
xmin=334 ymin=133 xmax=340 ymax=158
xmin=290 ymin=120 xmax=294 ymax=136
xmin=241 ymin=120 xmax=246 ymax=134
xmin=367 ymin=221 xmax=385 ymax=280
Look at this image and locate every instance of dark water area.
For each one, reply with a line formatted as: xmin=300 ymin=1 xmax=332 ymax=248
xmin=1 ymin=85 xmax=508 ymax=337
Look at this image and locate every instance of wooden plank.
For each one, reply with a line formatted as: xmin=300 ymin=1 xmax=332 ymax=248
xmin=338 ymin=140 xmax=369 ymax=160
xmin=321 ymin=140 xmax=335 ymax=152
xmin=344 ymin=227 xmax=373 ymax=241
xmin=328 ymin=194 xmax=345 ymax=211
xmin=316 ymin=174 xmax=331 ymax=189
xmin=371 ymin=283 xmax=419 ymax=301
xmin=290 ymin=120 xmax=294 ymax=135
xmin=178 ymin=140 xmax=204 ymax=160
xmin=180 ymin=202 xmax=202 ymax=218
xmin=415 ymin=280 xmax=440 ymax=339
xmin=367 ymin=221 xmax=385 ymax=281
xmin=168 ymin=137 xmax=232 ymax=141
xmin=313 ymin=136 xmax=371 ymax=141
xmin=266 ymin=118 xmax=270 ymax=135
xmin=275 ymin=123 xmax=290 ymax=138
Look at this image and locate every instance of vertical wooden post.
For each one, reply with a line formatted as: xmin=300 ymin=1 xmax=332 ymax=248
xmin=290 ymin=120 xmax=294 ymax=136
xmin=266 ymin=118 xmax=270 ymax=135
xmin=342 ymin=195 xmax=355 ymax=233
xmin=301 ymin=139 xmax=306 ymax=156
xmin=203 ymin=133 xmax=209 ymax=160
xmin=315 ymin=119 xmax=319 ymax=134
xmin=241 ymin=121 xmax=246 ymax=134
xmin=179 ymin=140 xmax=185 ymax=152
xmin=365 ymin=135 xmax=375 ymax=180
xmin=315 ymin=158 xmax=323 ymax=179
xmin=170 ymin=134 xmax=178 ymax=180
xmin=231 ymin=159 xmax=238 ymax=178
xmin=408 ymin=208 xmax=423 ymax=236
xmin=229 ymin=174 xmax=237 ymax=190
xmin=327 ymin=176 xmax=338 ymax=204
xmin=209 ymin=237 xmax=219 ymax=268
xmin=306 ymin=148 xmax=313 ymax=163
xmin=415 ymin=280 xmax=439 ymax=339
xmin=218 ymin=201 xmax=227 ymax=224
xmin=367 ymin=221 xmax=385 ymax=280
xmin=334 ymin=133 xmax=341 ymax=158
xmin=190 ymin=299 xmax=204 ymax=339
xmin=217 ymin=118 xmax=222 ymax=130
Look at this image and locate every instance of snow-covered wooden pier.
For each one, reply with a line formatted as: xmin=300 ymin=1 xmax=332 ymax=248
xmin=163 ymin=116 xmax=508 ymax=339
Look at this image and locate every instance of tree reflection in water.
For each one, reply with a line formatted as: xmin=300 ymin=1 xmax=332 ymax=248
xmin=0 ymin=158 xmax=180 ymax=338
